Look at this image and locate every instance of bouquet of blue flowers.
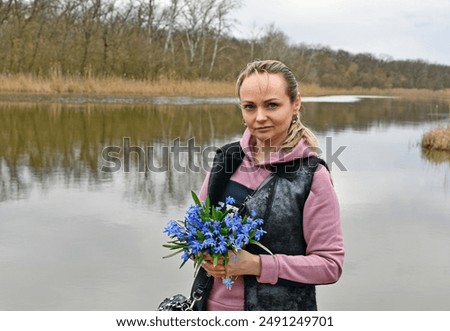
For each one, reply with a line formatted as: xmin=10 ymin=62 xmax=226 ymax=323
xmin=163 ymin=192 xmax=271 ymax=289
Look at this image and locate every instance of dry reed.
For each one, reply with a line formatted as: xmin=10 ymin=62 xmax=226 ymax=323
xmin=1 ymin=74 xmax=450 ymax=100
xmin=421 ymin=127 xmax=450 ymax=151
xmin=0 ymin=74 xmax=234 ymax=97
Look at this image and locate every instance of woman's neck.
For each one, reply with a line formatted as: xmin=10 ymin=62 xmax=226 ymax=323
xmin=254 ymin=141 xmax=279 ymax=162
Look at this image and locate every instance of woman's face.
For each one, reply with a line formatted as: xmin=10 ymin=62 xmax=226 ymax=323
xmin=239 ymin=72 xmax=300 ymax=149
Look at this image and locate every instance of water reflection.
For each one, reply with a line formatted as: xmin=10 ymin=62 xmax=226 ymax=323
xmin=0 ymin=102 xmax=242 ymax=204
xmin=421 ymin=147 xmax=450 ymax=164
xmin=1 ymin=98 xmax=448 ymax=204
xmin=304 ymin=97 xmax=450 ymax=132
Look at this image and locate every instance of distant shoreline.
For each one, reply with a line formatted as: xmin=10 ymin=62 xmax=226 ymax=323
xmin=0 ymin=74 xmax=449 ymax=103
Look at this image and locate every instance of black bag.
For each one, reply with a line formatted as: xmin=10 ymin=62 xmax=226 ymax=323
xmin=157 ymin=272 xmax=212 ymax=311
xmin=157 ymin=293 xmax=199 ymax=311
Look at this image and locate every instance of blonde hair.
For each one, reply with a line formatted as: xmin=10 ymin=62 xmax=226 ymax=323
xmin=236 ymin=60 xmax=319 ymax=151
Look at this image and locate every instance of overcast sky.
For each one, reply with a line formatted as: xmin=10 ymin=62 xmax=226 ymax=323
xmin=230 ymin=0 xmax=450 ymax=66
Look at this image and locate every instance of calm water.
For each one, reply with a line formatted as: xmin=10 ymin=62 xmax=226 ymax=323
xmin=0 ymin=96 xmax=449 ymax=310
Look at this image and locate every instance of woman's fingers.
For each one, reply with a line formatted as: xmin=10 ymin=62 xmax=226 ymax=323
xmin=201 ymin=260 xmax=226 ymax=278
xmin=202 ymin=254 xmax=225 ymax=264
xmin=199 ymin=250 xmax=259 ymax=278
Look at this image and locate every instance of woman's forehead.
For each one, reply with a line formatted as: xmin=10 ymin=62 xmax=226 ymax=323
xmin=240 ymin=72 xmax=288 ymax=100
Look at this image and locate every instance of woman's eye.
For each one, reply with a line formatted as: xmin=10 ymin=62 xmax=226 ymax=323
xmin=241 ymin=104 xmax=255 ymax=110
xmin=267 ymin=103 xmax=278 ymax=110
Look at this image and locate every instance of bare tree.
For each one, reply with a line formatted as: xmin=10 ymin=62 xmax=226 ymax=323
xmin=247 ymin=21 xmax=262 ymax=61
xmin=99 ymin=0 xmax=116 ymax=75
xmin=0 ymin=0 xmax=13 ymax=26
xmin=162 ymin=0 xmax=179 ymax=57
xmin=76 ymin=0 xmax=103 ymax=75
xmin=180 ymin=0 xmax=216 ymax=66
xmin=209 ymin=0 xmax=240 ymax=74
xmin=134 ymin=0 xmax=160 ymax=46
xmin=259 ymin=24 xmax=290 ymax=60
xmin=28 ymin=0 xmax=58 ymax=72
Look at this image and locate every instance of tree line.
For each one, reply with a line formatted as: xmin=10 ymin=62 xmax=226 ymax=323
xmin=1 ymin=0 xmax=449 ymax=90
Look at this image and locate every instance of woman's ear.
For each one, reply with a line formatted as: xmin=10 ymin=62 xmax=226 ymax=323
xmin=293 ymin=92 xmax=301 ymax=115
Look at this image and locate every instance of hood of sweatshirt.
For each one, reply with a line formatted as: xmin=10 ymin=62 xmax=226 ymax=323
xmin=239 ymin=128 xmax=317 ymax=166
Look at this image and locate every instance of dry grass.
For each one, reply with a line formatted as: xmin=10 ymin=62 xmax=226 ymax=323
xmin=300 ymin=83 xmax=450 ymax=100
xmin=1 ymin=73 xmax=450 ymax=100
xmin=421 ymin=127 xmax=450 ymax=151
xmin=0 ymin=74 xmax=235 ymax=97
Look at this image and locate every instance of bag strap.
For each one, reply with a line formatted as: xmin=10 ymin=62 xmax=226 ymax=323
xmin=189 ymin=272 xmax=212 ymax=310
xmin=190 ymin=268 xmax=213 ymax=310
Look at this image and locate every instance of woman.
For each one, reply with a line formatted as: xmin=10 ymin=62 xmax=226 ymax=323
xmin=192 ymin=60 xmax=344 ymax=311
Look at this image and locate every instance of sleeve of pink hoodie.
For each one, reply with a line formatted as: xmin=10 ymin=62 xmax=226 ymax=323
xmin=257 ymin=165 xmax=344 ymax=285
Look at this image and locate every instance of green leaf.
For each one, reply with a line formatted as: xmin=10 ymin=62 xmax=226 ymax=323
xmin=162 ymin=243 xmax=187 ymax=249
xmin=211 ymin=204 xmax=217 ymax=219
xmin=196 ymin=230 xmax=205 ymax=241
xmin=162 ymin=248 xmax=184 ymax=259
xmin=213 ymin=254 xmax=219 ymax=266
xmin=193 ymin=255 xmax=204 ymax=277
xmin=166 ymin=239 xmax=182 ymax=244
xmin=205 ymin=195 xmax=211 ymax=214
xmin=179 ymin=259 xmax=188 ymax=269
xmin=218 ymin=209 xmax=231 ymax=221
xmin=223 ymin=255 xmax=229 ymax=267
xmin=191 ymin=191 xmax=201 ymax=206
xmin=249 ymin=240 xmax=273 ymax=256
xmin=194 ymin=255 xmax=204 ymax=267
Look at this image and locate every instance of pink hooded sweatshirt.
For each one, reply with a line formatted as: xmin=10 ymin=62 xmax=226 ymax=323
xmin=198 ymin=128 xmax=344 ymax=310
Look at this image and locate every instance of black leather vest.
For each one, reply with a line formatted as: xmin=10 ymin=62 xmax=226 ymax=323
xmin=192 ymin=141 xmax=327 ymax=311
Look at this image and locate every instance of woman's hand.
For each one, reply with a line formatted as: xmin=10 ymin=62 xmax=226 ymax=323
xmin=201 ymin=254 xmax=227 ymax=278
xmin=201 ymin=250 xmax=261 ymax=278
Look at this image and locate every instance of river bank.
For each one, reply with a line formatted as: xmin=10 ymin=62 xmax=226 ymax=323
xmin=1 ymin=74 xmax=449 ymax=102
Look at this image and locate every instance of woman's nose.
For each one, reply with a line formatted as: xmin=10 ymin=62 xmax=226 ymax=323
xmin=255 ymin=108 xmax=267 ymax=122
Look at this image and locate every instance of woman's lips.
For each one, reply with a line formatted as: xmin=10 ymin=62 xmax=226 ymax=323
xmin=255 ymin=126 xmax=272 ymax=131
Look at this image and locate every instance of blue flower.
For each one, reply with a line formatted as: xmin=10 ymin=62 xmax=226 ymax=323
xmin=254 ymin=217 xmax=264 ymax=226
xmin=213 ymin=240 xmax=228 ymax=254
xmin=181 ymin=250 xmax=190 ymax=262
xmin=163 ymin=220 xmax=185 ymax=240
xmin=225 ymin=215 xmax=238 ymax=232
xmin=222 ymin=277 xmax=234 ymax=290
xmin=189 ymin=240 xmax=203 ymax=255
xmin=225 ymin=196 xmax=235 ymax=205
xmin=163 ymin=193 xmax=269 ymax=290
xmin=201 ymin=221 xmax=211 ymax=234
xmin=254 ymin=228 xmax=267 ymax=241
xmin=202 ymin=237 xmax=215 ymax=249
xmin=212 ymin=221 xmax=222 ymax=235
xmin=233 ymin=234 xmax=246 ymax=249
